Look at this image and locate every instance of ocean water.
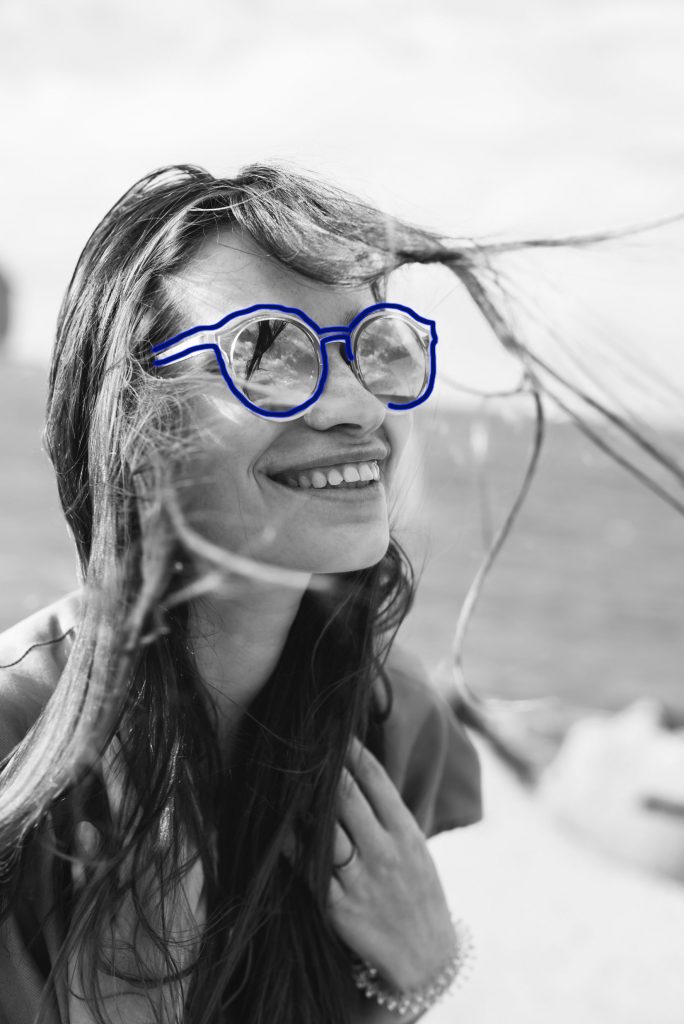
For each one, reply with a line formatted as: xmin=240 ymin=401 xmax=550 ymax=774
xmin=1 ymin=360 xmax=682 ymax=717
xmin=402 ymin=406 xmax=684 ymax=717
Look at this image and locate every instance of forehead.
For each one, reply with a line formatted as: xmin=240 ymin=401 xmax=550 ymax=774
xmin=166 ymin=225 xmax=375 ymax=332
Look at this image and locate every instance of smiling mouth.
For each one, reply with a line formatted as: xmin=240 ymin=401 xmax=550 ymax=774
xmin=266 ymin=464 xmax=385 ymax=495
xmin=268 ymin=459 xmax=383 ymax=492
xmin=271 ymin=477 xmax=380 ymax=495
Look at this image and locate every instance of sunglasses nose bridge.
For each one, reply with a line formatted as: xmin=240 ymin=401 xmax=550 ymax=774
xmin=318 ymin=330 xmax=355 ymax=363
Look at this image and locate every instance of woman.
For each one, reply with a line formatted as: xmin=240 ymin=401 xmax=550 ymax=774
xmin=0 ymin=165 xmax=482 ymax=1024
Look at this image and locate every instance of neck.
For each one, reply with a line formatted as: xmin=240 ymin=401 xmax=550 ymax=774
xmin=187 ymin=575 xmax=310 ymax=761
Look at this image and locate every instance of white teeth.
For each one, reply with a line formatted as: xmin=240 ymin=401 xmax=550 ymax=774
xmin=326 ymin=468 xmax=344 ymax=486
xmin=310 ymin=470 xmax=328 ymax=489
xmin=278 ymin=459 xmax=381 ymax=489
xmin=342 ymin=464 xmax=362 ymax=483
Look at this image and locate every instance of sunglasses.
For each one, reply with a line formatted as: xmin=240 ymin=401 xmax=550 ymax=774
xmin=150 ymin=302 xmax=438 ymax=420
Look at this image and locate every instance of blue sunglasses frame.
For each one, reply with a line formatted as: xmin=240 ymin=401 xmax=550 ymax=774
xmin=150 ymin=302 xmax=438 ymax=420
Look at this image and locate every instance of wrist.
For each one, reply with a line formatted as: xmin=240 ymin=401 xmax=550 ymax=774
xmin=354 ymin=1000 xmax=427 ymax=1024
xmin=380 ymin=913 xmax=459 ymax=991
xmin=382 ymin=913 xmax=456 ymax=991
xmin=382 ymin=952 xmax=447 ymax=993
xmin=350 ymin=916 xmax=475 ymax=1018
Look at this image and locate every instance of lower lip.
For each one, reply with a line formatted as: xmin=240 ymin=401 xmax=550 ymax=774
xmin=267 ymin=475 xmax=384 ymax=500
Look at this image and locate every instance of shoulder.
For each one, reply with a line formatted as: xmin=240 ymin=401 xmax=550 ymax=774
xmin=382 ymin=643 xmax=445 ymax=727
xmin=379 ymin=642 xmax=482 ymax=835
xmin=0 ymin=590 xmax=82 ymax=761
xmin=380 ymin=642 xmax=461 ymax=757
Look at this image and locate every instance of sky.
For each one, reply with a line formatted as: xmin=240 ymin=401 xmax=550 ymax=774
xmin=1 ymin=0 xmax=682 ymax=413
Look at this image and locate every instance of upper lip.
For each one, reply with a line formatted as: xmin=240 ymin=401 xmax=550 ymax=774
xmin=266 ymin=443 xmax=390 ymax=479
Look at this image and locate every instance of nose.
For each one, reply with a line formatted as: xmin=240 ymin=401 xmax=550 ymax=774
xmin=302 ymin=338 xmax=386 ymax=432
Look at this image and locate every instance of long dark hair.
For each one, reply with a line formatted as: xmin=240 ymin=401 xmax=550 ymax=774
xmin=0 ymin=164 xmax=456 ymax=1024
xmin=1 ymin=164 xmax=680 ymax=1023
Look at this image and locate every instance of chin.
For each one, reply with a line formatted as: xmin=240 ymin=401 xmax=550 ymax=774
xmin=289 ymin=535 xmax=390 ymax=575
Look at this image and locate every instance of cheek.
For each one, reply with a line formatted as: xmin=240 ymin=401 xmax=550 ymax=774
xmin=384 ymin=412 xmax=423 ymax=528
xmin=385 ymin=411 xmax=414 ymax=474
xmin=187 ymin=395 xmax=276 ymax=506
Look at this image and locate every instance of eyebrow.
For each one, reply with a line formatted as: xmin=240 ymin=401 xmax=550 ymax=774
xmin=338 ymin=307 xmax=366 ymax=327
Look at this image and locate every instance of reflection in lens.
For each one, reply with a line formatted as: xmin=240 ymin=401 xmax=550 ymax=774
xmin=226 ymin=319 xmax=319 ymax=412
xmin=354 ymin=316 xmax=428 ymax=405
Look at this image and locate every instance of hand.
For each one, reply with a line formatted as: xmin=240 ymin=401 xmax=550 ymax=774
xmin=537 ymin=700 xmax=684 ymax=882
xmin=327 ymin=736 xmax=456 ymax=992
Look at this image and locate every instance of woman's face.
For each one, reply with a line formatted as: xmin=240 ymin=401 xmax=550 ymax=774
xmin=165 ymin=227 xmax=413 ymax=575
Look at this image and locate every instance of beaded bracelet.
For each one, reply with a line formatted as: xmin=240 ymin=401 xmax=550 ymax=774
xmin=350 ymin=917 xmax=475 ymax=1017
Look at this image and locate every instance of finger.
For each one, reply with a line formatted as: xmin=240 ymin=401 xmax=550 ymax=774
xmin=327 ymin=873 xmax=346 ymax=910
xmin=345 ymin=736 xmax=415 ymax=833
xmin=336 ymin=766 xmax=387 ymax=859
xmin=331 ymin=821 xmax=355 ymax=867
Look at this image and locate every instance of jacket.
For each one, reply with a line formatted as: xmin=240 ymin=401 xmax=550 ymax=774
xmin=0 ymin=591 xmax=481 ymax=1023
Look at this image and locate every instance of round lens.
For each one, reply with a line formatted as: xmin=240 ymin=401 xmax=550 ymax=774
xmin=224 ymin=318 xmax=319 ymax=412
xmin=354 ymin=316 xmax=429 ymax=405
